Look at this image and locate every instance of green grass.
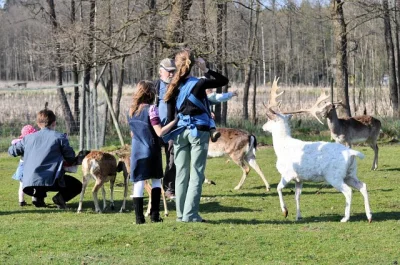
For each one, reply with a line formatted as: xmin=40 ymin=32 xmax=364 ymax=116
xmin=1 ymin=144 xmax=400 ymax=265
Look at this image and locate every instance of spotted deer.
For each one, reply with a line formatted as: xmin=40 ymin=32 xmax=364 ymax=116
xmin=320 ymin=102 xmax=381 ymax=170
xmin=207 ymin=128 xmax=270 ymax=192
xmin=77 ymin=150 xmax=127 ymax=213
xmin=112 ymin=145 xmax=169 ymax=217
xmin=276 ymin=87 xmax=381 ymax=171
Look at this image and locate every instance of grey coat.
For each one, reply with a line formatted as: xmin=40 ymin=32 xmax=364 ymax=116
xmin=8 ymin=127 xmax=76 ymax=190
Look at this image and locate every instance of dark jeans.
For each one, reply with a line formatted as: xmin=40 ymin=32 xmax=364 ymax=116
xmin=162 ymin=140 xmax=176 ymax=194
xmin=23 ymin=175 xmax=82 ymax=202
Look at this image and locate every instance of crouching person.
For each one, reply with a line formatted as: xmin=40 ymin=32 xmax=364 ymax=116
xmin=8 ymin=107 xmax=82 ymax=209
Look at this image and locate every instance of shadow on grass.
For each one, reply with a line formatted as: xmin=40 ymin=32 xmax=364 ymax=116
xmin=208 ymin=211 xmax=400 ymax=225
xmin=0 ymin=199 xmax=145 ymax=215
xmin=204 ymin=188 xmax=343 ymax=198
xmin=299 ymin=211 xmax=400 ymax=223
xmin=378 ymin=167 xmax=400 ymax=172
xmin=201 ymin=201 xmax=253 ymax=213
xmin=207 ymin=218 xmax=295 ymax=225
xmin=206 ymin=182 xmax=362 ymax=196
xmin=0 ymin=206 xmax=64 ymax=215
xmin=368 ymin=211 xmax=400 ymax=221
xmin=202 ymin=192 xmax=272 ymax=198
xmin=203 ymin=213 xmax=338 ymax=224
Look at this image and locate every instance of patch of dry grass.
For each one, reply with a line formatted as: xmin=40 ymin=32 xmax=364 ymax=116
xmin=0 ymin=81 xmax=393 ymax=125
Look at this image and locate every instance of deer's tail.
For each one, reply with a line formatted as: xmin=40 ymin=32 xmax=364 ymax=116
xmin=349 ymin=149 xmax=365 ymax=160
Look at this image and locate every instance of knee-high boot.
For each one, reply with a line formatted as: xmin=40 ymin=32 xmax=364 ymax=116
xmin=133 ymin=197 xmax=145 ymax=224
xmin=150 ymin=188 xmax=163 ymax=222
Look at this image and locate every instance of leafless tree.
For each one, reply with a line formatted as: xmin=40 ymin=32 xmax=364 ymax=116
xmin=46 ymin=0 xmax=76 ymax=134
xmin=382 ymin=0 xmax=399 ymax=117
xmin=331 ymin=0 xmax=350 ymax=117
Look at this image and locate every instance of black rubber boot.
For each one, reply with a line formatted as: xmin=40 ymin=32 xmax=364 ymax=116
xmin=133 ymin=197 xmax=145 ymax=224
xmin=150 ymin=188 xmax=163 ymax=222
xmin=32 ymin=197 xmax=46 ymax=208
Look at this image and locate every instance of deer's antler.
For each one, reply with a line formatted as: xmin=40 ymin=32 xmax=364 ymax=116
xmin=268 ymin=77 xmax=284 ymax=109
xmin=282 ymin=91 xmax=330 ymax=124
xmin=264 ymin=77 xmax=284 ymax=120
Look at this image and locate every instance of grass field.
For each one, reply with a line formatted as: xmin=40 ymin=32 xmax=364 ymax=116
xmin=0 ymin=144 xmax=400 ymax=265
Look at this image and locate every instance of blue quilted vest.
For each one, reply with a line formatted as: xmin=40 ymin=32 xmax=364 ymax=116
xmin=162 ymin=77 xmax=212 ymax=142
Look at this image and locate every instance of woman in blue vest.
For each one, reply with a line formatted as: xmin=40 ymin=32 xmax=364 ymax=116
xmin=164 ymin=48 xmax=229 ymax=222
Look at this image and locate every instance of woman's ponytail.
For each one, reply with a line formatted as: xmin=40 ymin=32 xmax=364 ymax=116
xmin=164 ymin=49 xmax=195 ymax=102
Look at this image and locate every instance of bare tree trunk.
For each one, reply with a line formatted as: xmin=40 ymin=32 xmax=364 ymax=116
xmin=383 ymin=0 xmax=399 ymax=116
xmin=221 ymin=2 xmax=228 ymax=126
xmin=115 ymin=57 xmax=126 ymax=122
xmin=331 ymin=0 xmax=350 ymax=117
xmin=272 ymin=0 xmax=278 ymax=78
xmin=352 ymin=52 xmax=357 ymax=115
xmin=252 ymin=52 xmax=258 ymax=125
xmin=114 ymin=0 xmax=130 ymax=122
xmin=81 ymin=0 xmax=96 ymax=150
xmin=100 ymin=0 xmax=114 ymax=147
xmin=47 ymin=0 xmax=76 ymax=134
xmin=200 ymin=0 xmax=209 ymax=50
xmin=79 ymin=73 xmax=87 ymax=151
xmin=71 ymin=0 xmax=80 ymax=123
xmin=165 ymin=0 xmax=193 ymax=52
xmin=243 ymin=0 xmax=259 ymax=120
xmin=147 ymin=0 xmax=156 ymax=78
xmin=253 ymin=2 xmax=260 ymax=124
xmin=214 ymin=2 xmax=224 ymax=124
xmin=395 ymin=0 xmax=400 ymax=115
xmin=91 ymin=0 xmax=99 ymax=149
xmin=285 ymin=0 xmax=294 ymax=85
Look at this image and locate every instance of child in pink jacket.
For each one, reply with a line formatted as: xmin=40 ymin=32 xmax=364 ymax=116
xmin=11 ymin=125 xmax=37 ymax=206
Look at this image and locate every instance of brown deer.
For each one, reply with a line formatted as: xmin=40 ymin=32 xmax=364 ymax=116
xmin=207 ymin=128 xmax=270 ymax=192
xmin=77 ymin=150 xmax=127 ymax=213
xmin=320 ymin=102 xmax=381 ymax=170
xmin=112 ymin=145 xmax=169 ymax=217
xmin=280 ymin=88 xmax=381 ymax=171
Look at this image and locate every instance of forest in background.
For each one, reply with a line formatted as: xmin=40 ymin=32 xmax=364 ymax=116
xmin=1 ymin=0 xmax=400 ymax=149
xmin=0 ymin=0 xmax=392 ymax=86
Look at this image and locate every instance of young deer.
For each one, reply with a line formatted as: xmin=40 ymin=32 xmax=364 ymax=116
xmin=320 ymin=103 xmax=381 ymax=170
xmin=77 ymin=151 xmax=127 ymax=213
xmin=207 ymin=128 xmax=270 ymax=192
xmin=113 ymin=145 xmax=169 ymax=217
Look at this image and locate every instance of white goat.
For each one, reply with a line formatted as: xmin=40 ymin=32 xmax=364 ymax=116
xmin=262 ymin=110 xmax=372 ymax=223
xmin=77 ymin=150 xmax=127 ymax=213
